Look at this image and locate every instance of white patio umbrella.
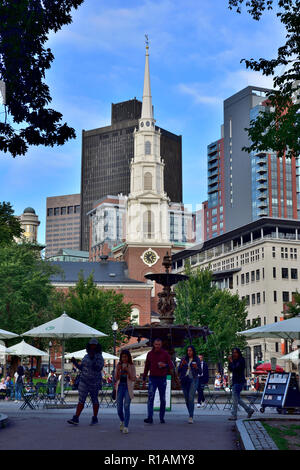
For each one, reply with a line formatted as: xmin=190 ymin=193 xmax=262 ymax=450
xmin=0 ymin=329 xmax=19 ymax=377
xmin=0 ymin=328 xmax=19 ymax=340
xmin=7 ymin=340 xmax=48 ymax=358
xmin=238 ymin=315 xmax=300 ymax=384
xmin=22 ymin=312 xmax=107 ymax=399
xmin=280 ymin=349 xmax=300 ymax=363
xmin=238 ymin=315 xmax=300 ymax=341
xmin=64 ymin=349 xmax=118 ymax=361
xmin=0 ymin=343 xmax=9 ymax=354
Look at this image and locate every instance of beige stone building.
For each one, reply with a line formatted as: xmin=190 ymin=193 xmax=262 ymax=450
xmin=17 ymin=207 xmax=40 ymax=243
xmin=172 ymin=217 xmax=300 ymax=372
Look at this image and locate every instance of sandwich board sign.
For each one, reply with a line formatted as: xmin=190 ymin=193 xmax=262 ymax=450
xmin=154 ymin=375 xmax=172 ymax=412
xmin=261 ymin=372 xmax=300 ymax=411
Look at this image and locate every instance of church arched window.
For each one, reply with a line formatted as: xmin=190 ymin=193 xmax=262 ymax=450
xmin=145 ymin=141 xmax=151 ymax=155
xmin=143 ymin=210 xmax=154 ymax=239
xmin=144 ymin=172 xmax=152 ymax=190
xmin=131 ymin=307 xmax=140 ymax=325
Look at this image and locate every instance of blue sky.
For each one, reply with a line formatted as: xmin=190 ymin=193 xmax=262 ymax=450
xmin=0 ymin=0 xmax=284 ymax=244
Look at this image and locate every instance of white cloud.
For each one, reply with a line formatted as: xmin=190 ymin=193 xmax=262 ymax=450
xmin=177 ymin=83 xmax=221 ymax=106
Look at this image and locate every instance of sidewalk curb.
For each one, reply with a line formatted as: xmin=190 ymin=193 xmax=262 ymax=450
xmin=236 ymin=419 xmax=255 ymax=450
xmin=0 ymin=413 xmax=8 ymax=429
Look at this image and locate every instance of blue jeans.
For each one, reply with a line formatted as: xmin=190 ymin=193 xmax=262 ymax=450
xmin=232 ymin=383 xmax=252 ymax=417
xmin=147 ymin=376 xmax=167 ymax=421
xmin=117 ymin=382 xmax=131 ymax=427
xmin=15 ymin=383 xmax=22 ymax=400
xmin=181 ymin=377 xmax=199 ymax=418
xmin=197 ymin=383 xmax=205 ymax=404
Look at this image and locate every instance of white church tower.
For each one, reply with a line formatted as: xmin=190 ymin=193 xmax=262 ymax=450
xmin=126 ymin=40 xmax=170 ymax=244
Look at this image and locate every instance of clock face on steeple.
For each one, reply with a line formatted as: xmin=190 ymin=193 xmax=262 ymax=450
xmin=141 ymin=248 xmax=159 ymax=267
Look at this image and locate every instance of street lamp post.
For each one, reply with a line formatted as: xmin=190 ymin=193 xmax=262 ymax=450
xmin=112 ymin=321 xmax=118 ymax=383
xmin=48 ymin=341 xmax=52 ymax=373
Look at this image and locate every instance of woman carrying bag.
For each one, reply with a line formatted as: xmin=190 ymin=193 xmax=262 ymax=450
xmin=114 ymin=350 xmax=136 ymax=434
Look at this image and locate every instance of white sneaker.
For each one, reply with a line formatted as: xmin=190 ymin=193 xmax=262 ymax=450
xmin=196 ymin=404 xmax=201 ymax=408
xmin=120 ymin=422 xmax=124 ymax=432
xmin=188 ymin=417 xmax=193 ymax=424
xmin=123 ymin=427 xmax=129 ymax=434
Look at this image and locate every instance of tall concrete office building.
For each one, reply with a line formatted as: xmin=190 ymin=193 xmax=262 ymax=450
xmin=80 ymin=98 xmax=183 ymax=251
xmin=45 ymin=194 xmax=81 ymax=258
xmin=224 ymin=86 xmax=274 ymax=232
xmin=204 ymin=86 xmax=300 ymax=238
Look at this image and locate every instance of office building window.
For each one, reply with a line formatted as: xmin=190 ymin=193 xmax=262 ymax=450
xmin=282 ymin=291 xmax=289 ymax=302
xmin=74 ymin=205 xmax=80 ymax=214
xmin=54 ymin=208 xmax=60 ymax=216
xmin=263 ymin=291 xmax=266 ymax=303
xmin=251 ymin=271 xmax=255 ymax=282
xmin=246 ymin=272 xmax=249 ymax=284
xmin=252 ymin=294 xmax=255 ymax=305
xmin=67 ymin=206 xmax=74 ymax=214
xmin=47 ymin=208 xmax=53 ymax=217
xmin=61 ymin=207 xmax=66 ymax=215
xmin=256 ymin=269 xmax=260 ymax=281
xmin=275 ymin=342 xmax=279 ymax=353
xmin=273 ymin=267 xmax=276 ymax=279
xmin=257 ymin=293 xmax=261 ymax=304
xmin=241 ymin=274 xmax=245 ymax=285
xmin=274 ymin=316 xmax=278 ymax=323
xmin=291 ymin=268 xmax=298 ymax=280
xmin=282 ymin=268 xmax=289 ymax=279
xmin=264 ymin=316 xmax=266 ymax=325
xmin=274 ymin=291 xmax=277 ymax=302
xmin=272 ymin=247 xmax=276 ymax=258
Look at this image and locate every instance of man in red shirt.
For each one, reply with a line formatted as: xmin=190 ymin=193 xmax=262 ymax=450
xmin=142 ymin=338 xmax=173 ymax=424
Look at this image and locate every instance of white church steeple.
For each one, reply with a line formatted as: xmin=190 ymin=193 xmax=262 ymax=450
xmin=141 ymin=36 xmax=154 ymax=122
xmin=126 ymin=39 xmax=169 ymax=244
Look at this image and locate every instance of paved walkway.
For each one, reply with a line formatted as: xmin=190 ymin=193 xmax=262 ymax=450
xmin=243 ymin=420 xmax=278 ymax=450
xmin=0 ymin=403 xmax=253 ymax=450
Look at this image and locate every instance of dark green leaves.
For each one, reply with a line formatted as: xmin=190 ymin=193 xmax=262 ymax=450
xmin=0 ymin=201 xmax=23 ymax=244
xmin=0 ymin=0 xmax=84 ymax=156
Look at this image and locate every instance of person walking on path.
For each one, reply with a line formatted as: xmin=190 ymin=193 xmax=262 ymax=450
xmin=67 ymin=339 xmax=104 ymax=426
xmin=115 ymin=350 xmax=136 ymax=434
xmin=14 ymin=364 xmax=25 ymax=402
xmin=228 ymin=348 xmax=254 ymax=421
xmin=196 ymin=353 xmax=209 ymax=408
xmin=142 ymin=338 xmax=173 ymax=424
xmin=178 ymin=346 xmax=202 ymax=423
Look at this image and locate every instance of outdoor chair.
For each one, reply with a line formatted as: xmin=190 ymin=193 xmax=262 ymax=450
xmin=223 ymin=388 xmax=233 ymax=410
xmin=20 ymin=385 xmax=37 ymax=410
xmin=245 ymin=390 xmax=261 ymax=412
xmin=203 ymin=385 xmax=219 ymax=410
xmin=34 ymin=383 xmax=47 ymax=408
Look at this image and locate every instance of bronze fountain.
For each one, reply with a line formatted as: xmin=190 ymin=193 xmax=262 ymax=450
xmin=122 ymin=252 xmax=213 ymax=377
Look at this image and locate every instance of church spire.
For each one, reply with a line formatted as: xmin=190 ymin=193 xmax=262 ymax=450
xmin=141 ymin=35 xmax=154 ymax=120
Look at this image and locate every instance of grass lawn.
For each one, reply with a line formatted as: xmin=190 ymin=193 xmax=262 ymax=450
xmin=262 ymin=421 xmax=300 ymax=450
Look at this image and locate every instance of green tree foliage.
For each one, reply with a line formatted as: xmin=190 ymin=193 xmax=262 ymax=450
xmin=0 ymin=242 xmax=59 ymax=343
xmin=57 ymin=273 xmax=133 ymax=353
xmin=228 ymin=0 xmax=300 ymax=157
xmin=174 ymin=267 xmax=248 ymax=366
xmin=285 ymin=291 xmax=300 ymax=317
xmin=0 ymin=201 xmax=23 ymax=244
xmin=0 ymin=0 xmax=84 ymax=157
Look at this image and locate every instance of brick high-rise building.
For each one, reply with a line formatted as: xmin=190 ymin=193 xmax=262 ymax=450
xmin=80 ymin=99 xmax=183 ymax=251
